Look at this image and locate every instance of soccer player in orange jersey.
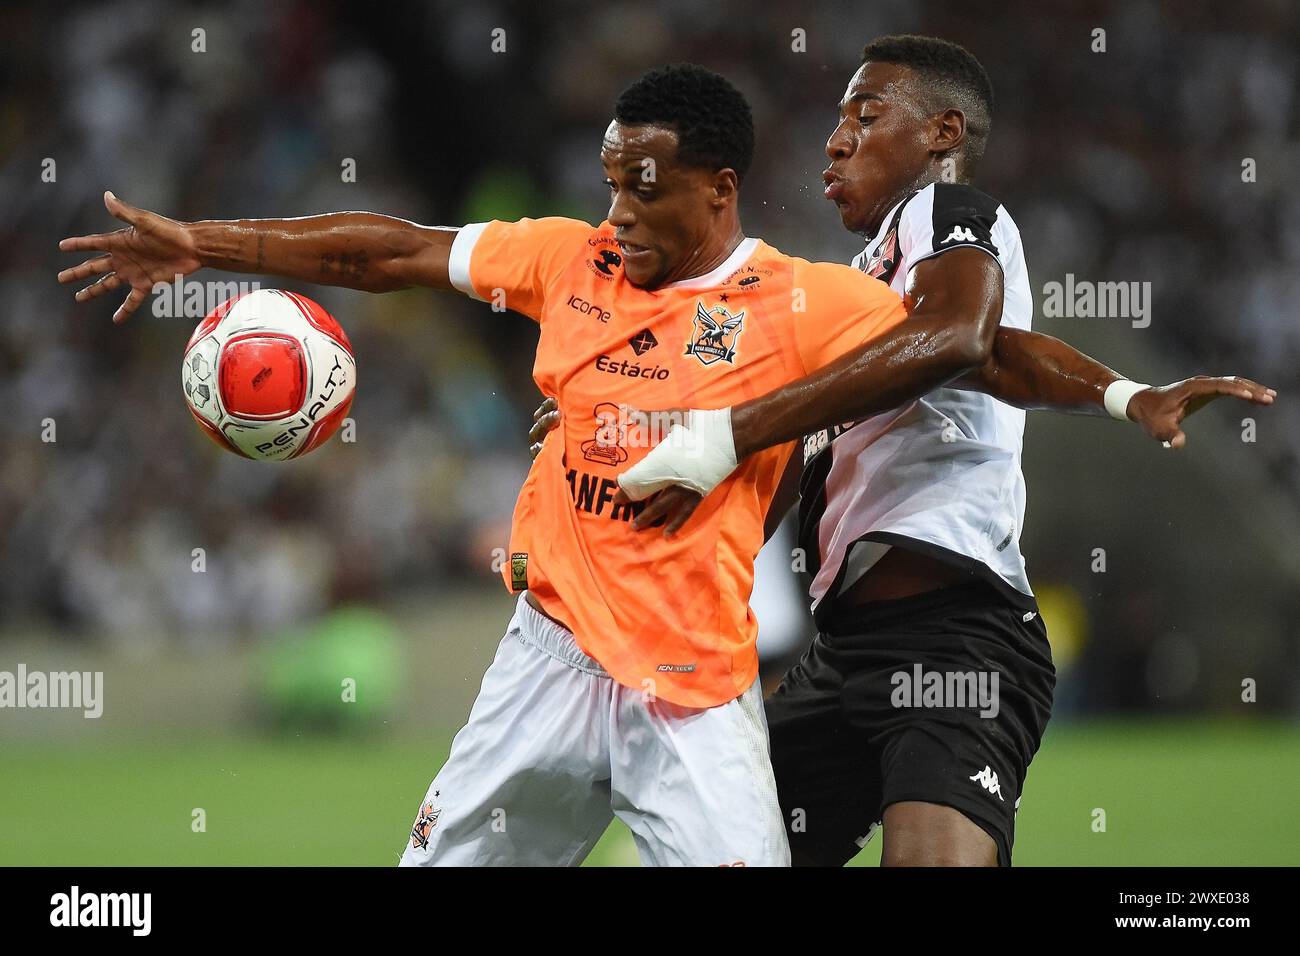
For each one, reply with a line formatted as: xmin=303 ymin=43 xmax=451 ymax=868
xmin=60 ymin=56 xmax=1276 ymax=867
xmin=60 ymin=65 xmax=934 ymax=865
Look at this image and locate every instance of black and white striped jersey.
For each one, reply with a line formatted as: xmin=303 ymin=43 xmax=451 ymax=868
xmin=799 ymin=181 xmax=1036 ymax=617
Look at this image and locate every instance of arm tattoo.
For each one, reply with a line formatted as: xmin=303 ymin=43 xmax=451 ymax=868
xmin=320 ymin=249 xmax=370 ymax=279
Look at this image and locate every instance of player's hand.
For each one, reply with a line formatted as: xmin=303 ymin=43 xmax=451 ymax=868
xmin=1127 ymin=376 xmax=1276 ymax=449
xmin=58 ymin=191 xmax=202 ymax=324
xmin=611 ymin=405 xmax=735 ymax=538
xmin=528 ymin=397 xmax=561 ymax=459
xmin=613 ymin=484 xmax=704 ymax=538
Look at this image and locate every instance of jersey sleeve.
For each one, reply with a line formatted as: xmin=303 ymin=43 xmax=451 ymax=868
xmin=899 ymin=183 xmax=1003 ymax=277
xmin=791 ymin=259 xmax=911 ymax=375
xmin=447 ymin=217 xmax=593 ymax=321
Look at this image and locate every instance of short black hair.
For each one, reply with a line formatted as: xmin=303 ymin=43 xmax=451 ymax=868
xmin=613 ymin=64 xmax=755 ymax=184
xmin=861 ymin=35 xmax=994 ymax=176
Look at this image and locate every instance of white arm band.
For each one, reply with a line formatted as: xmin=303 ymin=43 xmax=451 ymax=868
xmin=1103 ymin=379 xmax=1151 ymax=422
xmin=447 ymin=222 xmax=489 ymax=301
xmin=617 ymin=407 xmax=738 ymax=501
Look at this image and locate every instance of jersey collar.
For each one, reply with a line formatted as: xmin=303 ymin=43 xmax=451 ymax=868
xmin=660 ymin=237 xmax=760 ymax=292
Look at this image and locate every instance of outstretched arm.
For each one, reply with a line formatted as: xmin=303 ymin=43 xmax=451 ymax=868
xmin=616 ymin=250 xmax=1277 ymax=534
xmin=954 ymin=327 xmax=1275 ymax=448
xmin=58 ymin=191 xmax=457 ymax=322
xmin=953 ymin=326 xmax=1122 ymax=413
xmin=731 ymin=319 xmax=1275 ymax=460
xmin=726 ymin=249 xmax=1275 ymax=460
xmin=729 ymin=247 xmax=1002 ymax=460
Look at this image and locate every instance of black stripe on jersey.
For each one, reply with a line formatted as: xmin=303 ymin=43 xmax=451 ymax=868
xmin=928 ymin=182 xmax=1000 ymax=258
xmin=796 ymin=442 xmax=836 ymax=586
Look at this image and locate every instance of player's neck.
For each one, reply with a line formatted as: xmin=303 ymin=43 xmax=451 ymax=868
xmin=861 ymin=168 xmax=954 ymax=237
xmin=663 ymin=222 xmax=746 ymax=287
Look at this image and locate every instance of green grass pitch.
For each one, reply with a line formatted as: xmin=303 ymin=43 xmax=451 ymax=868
xmin=2 ymin=719 xmax=1295 ymax=866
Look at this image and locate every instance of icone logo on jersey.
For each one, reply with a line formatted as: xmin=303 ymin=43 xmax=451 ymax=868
xmin=567 ymin=294 xmax=611 ymax=323
xmin=684 ymin=302 xmax=744 ymax=367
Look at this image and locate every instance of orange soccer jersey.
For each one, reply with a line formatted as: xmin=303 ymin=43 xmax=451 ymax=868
xmin=449 ymin=217 xmax=908 ymax=707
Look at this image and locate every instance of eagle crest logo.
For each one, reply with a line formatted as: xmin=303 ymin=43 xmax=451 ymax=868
xmin=684 ymin=302 xmax=744 ymax=366
xmin=410 ymin=799 xmax=442 ymax=850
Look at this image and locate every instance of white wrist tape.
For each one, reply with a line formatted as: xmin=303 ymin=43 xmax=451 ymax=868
xmin=1103 ymin=379 xmax=1151 ymax=422
xmin=617 ymin=407 xmax=738 ymax=501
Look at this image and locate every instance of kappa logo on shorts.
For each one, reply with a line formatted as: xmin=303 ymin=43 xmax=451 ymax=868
xmin=411 ymin=793 xmax=443 ymax=850
xmin=684 ymin=302 xmax=744 ymax=367
xmin=969 ymin=765 xmax=1005 ymax=801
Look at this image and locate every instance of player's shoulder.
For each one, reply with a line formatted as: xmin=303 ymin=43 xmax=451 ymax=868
xmin=903 ymin=181 xmax=1006 ymax=225
xmin=469 ymin=217 xmax=609 ymax=282
xmin=487 ymin=215 xmax=602 ymax=243
xmin=787 ymin=253 xmax=900 ymax=303
xmin=896 ymin=181 xmax=1015 ymax=261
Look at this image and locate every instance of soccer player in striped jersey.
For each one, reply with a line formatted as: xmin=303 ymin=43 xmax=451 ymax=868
xmin=611 ymin=36 xmax=1275 ymax=866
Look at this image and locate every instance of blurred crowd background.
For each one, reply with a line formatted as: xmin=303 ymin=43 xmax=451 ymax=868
xmin=2 ymin=0 xmax=1298 ymax=719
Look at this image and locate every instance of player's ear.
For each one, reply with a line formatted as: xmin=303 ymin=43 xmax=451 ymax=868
xmin=711 ymin=168 xmax=739 ymax=208
xmin=931 ymin=107 xmax=967 ymax=158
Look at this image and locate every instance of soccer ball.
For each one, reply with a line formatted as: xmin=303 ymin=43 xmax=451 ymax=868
xmin=181 ymin=289 xmax=356 ymax=460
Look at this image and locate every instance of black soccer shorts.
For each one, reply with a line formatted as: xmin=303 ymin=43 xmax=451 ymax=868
xmin=766 ymin=580 xmax=1056 ymax=866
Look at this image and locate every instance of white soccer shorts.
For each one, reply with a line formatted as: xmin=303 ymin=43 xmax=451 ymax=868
xmin=399 ymin=593 xmax=790 ymax=867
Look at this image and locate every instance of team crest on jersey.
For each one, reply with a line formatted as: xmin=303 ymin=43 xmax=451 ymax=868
xmin=863 ymin=227 xmax=899 ymax=282
xmin=410 ymin=796 xmax=442 ymax=850
xmin=684 ymin=302 xmax=744 ymax=367
xmin=586 ymin=237 xmax=623 ymax=279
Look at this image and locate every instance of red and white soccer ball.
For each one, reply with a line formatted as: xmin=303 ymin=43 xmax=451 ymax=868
xmin=181 ymin=289 xmax=356 ymax=460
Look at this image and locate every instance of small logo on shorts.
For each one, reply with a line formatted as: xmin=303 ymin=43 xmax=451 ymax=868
xmin=656 ymin=663 xmax=696 ymax=673
xmin=510 ymin=552 xmax=528 ymax=591
xmin=411 ymin=795 xmax=442 ymax=850
xmin=969 ymin=765 xmax=1005 ymax=801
